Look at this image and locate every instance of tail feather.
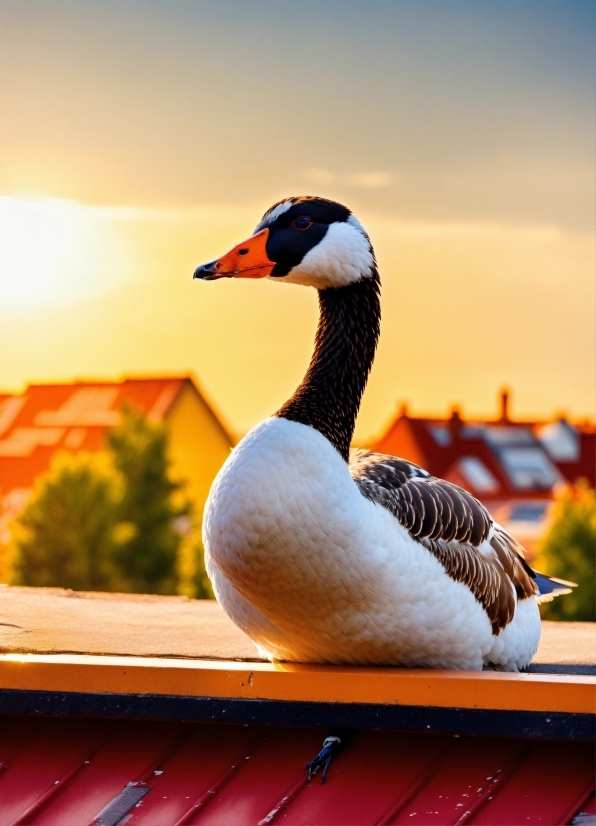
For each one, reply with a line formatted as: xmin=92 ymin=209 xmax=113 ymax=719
xmin=533 ymin=571 xmax=577 ymax=604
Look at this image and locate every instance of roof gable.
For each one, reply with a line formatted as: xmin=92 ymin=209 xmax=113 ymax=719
xmin=0 ymin=376 xmax=224 ymax=502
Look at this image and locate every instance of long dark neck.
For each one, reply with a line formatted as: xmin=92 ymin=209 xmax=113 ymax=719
xmin=276 ymin=268 xmax=381 ymax=461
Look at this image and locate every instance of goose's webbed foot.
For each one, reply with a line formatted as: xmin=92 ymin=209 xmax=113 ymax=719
xmin=304 ymin=735 xmax=342 ymax=784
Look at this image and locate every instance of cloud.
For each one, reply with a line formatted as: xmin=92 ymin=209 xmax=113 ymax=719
xmin=304 ymin=169 xmax=399 ymax=189
xmin=89 ymin=205 xmax=183 ymax=221
xmin=374 ymin=218 xmax=564 ymax=241
xmin=304 ymin=168 xmax=336 ymax=186
xmin=348 ymin=171 xmax=397 ymax=189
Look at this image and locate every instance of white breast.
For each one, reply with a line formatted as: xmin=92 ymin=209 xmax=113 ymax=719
xmin=203 ymin=417 xmax=539 ymax=669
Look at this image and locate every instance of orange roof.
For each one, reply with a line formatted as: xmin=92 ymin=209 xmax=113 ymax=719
xmin=0 ymin=377 xmax=192 ymax=503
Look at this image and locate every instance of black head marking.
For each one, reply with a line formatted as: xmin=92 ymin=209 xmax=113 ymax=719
xmin=258 ymin=197 xmax=352 ymax=229
xmin=257 ymin=197 xmax=353 ymax=278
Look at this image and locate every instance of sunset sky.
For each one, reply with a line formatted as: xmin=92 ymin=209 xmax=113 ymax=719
xmin=1 ymin=0 xmax=594 ymax=441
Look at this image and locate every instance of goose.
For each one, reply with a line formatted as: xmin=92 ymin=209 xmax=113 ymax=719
xmin=193 ymin=196 xmax=573 ymax=672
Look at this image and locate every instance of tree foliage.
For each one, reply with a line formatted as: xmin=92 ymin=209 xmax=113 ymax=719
xmin=107 ymin=405 xmax=189 ymax=595
xmin=191 ymin=538 xmax=215 ymax=600
xmin=536 ymin=481 xmax=596 ymax=622
xmin=13 ymin=452 xmax=121 ymax=591
xmin=13 ymin=405 xmax=196 ymax=596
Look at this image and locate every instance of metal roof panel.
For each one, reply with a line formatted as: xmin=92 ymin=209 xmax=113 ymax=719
xmin=0 ymin=717 xmax=592 ymax=826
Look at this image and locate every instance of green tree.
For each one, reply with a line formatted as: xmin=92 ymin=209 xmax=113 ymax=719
xmin=13 ymin=451 xmax=121 ymax=591
xmin=174 ymin=514 xmax=214 ymax=600
xmin=12 ymin=405 xmax=202 ymax=596
xmin=106 ymin=405 xmax=189 ymax=595
xmin=536 ymin=481 xmax=596 ymax=622
xmin=190 ymin=537 xmax=215 ymax=600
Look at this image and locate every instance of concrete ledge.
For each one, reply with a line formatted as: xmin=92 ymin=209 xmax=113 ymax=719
xmin=0 ymin=586 xmax=594 ymax=675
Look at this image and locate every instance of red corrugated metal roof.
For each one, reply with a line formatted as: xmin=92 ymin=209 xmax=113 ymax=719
xmin=0 ymin=716 xmax=593 ymax=825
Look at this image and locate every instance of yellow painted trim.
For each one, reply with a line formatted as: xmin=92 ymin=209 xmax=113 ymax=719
xmin=0 ymin=655 xmax=593 ymax=715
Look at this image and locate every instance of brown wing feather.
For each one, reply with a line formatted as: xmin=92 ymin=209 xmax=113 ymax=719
xmin=350 ymin=449 xmax=537 ymax=634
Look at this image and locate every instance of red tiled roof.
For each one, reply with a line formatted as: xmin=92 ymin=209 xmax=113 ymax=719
xmin=370 ymin=411 xmax=595 ymax=502
xmin=557 ymin=428 xmax=596 ymax=489
xmin=0 ymin=377 xmax=189 ymax=501
xmin=0 ymin=716 xmax=593 ymax=825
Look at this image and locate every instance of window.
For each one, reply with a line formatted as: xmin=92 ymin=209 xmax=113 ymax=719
xmin=508 ymin=503 xmax=548 ymax=523
xmin=482 ymin=426 xmax=562 ymax=490
xmin=499 ymin=446 xmax=562 ymax=490
xmin=485 ymin=426 xmax=536 ymax=447
xmin=457 ymin=457 xmax=499 ymax=493
xmin=537 ymin=420 xmax=580 ymax=462
xmin=429 ymin=425 xmax=451 ymax=446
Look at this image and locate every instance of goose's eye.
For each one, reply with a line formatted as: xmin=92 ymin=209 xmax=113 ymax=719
xmin=292 ymin=216 xmax=312 ymax=231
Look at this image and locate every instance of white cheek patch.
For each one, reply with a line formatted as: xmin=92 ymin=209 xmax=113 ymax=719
xmin=279 ymin=221 xmax=374 ymax=289
xmin=346 ymin=213 xmax=368 ymax=235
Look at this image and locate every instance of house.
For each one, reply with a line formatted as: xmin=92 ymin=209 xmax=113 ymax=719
xmin=0 ymin=376 xmax=234 ymax=572
xmin=369 ymin=390 xmax=595 ymax=557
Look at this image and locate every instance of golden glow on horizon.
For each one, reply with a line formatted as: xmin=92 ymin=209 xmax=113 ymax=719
xmin=0 ymin=197 xmax=131 ymax=308
xmin=0 ymin=196 xmax=593 ymax=440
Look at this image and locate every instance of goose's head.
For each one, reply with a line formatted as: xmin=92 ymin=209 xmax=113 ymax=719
xmin=193 ymin=196 xmax=375 ymax=290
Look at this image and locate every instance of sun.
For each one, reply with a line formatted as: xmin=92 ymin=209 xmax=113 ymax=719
xmin=0 ymin=196 xmax=127 ymax=307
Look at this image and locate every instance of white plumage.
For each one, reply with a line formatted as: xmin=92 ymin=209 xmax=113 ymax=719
xmin=204 ymin=417 xmax=541 ymax=670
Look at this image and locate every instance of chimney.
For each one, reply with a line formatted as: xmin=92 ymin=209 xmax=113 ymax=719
xmin=499 ymin=387 xmax=510 ymax=423
xmin=449 ymin=405 xmax=462 ymax=438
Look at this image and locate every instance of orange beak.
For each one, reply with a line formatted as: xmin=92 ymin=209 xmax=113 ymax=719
xmin=193 ymin=228 xmax=275 ymax=280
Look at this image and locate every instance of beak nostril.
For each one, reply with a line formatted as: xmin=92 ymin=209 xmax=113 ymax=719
xmin=238 ymin=249 xmax=249 ymax=255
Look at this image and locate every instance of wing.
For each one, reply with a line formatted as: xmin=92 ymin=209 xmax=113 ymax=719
xmin=349 ymin=448 xmax=538 ymax=634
